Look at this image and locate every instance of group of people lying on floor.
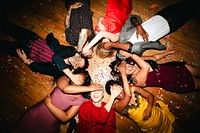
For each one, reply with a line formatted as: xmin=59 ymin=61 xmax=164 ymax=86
xmin=1 ymin=0 xmax=200 ymax=132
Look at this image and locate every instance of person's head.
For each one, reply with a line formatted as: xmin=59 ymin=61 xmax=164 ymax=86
xmin=90 ymin=87 xmax=104 ymax=104
xmin=105 ymin=80 xmax=124 ymax=100
xmin=72 ymin=69 xmax=92 ymax=98
xmin=82 ymin=48 xmax=94 ymax=59
xmin=96 ymin=42 xmax=116 ymax=58
xmin=110 ymin=58 xmax=136 ymax=76
xmin=74 ymin=53 xmax=89 ymax=70
xmin=72 ymin=69 xmax=91 ymax=86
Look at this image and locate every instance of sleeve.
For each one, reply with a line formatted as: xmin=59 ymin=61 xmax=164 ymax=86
xmin=106 ymin=108 xmax=116 ymax=126
xmin=102 ymin=108 xmax=116 ymax=133
xmin=29 ymin=62 xmax=58 ymax=76
xmin=52 ymin=46 xmax=76 ymax=71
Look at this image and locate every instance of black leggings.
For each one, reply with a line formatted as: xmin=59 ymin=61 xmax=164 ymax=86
xmin=0 ymin=22 xmax=39 ymax=57
xmin=156 ymin=0 xmax=199 ymax=34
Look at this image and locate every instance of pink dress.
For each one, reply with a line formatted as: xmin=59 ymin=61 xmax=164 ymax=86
xmin=96 ymin=0 xmax=132 ymax=34
xmin=11 ymin=87 xmax=87 ymax=133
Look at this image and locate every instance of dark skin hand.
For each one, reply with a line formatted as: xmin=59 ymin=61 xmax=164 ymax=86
xmin=131 ymin=17 xmax=149 ymax=42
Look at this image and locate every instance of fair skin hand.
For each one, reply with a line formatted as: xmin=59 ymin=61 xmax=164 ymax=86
xmin=65 ymin=2 xmax=83 ymax=28
xmin=63 ymin=68 xmax=84 ymax=85
xmin=82 ymin=31 xmax=119 ymax=56
xmin=56 ymin=75 xmax=103 ymax=94
xmin=44 ymin=94 xmax=80 ymax=123
xmin=60 ymin=82 xmax=103 ymax=94
xmin=16 ymin=48 xmax=33 ymax=65
xmin=104 ymin=86 xmax=123 ymax=112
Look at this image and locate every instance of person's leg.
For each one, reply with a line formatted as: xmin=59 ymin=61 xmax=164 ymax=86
xmin=141 ymin=50 xmax=176 ymax=61
xmin=185 ymin=64 xmax=200 ymax=77
xmin=0 ymin=22 xmax=38 ymax=42
xmin=0 ymin=40 xmax=19 ymax=56
xmin=193 ymin=78 xmax=200 ymax=91
xmin=185 ymin=64 xmax=200 ymax=91
xmin=156 ymin=0 xmax=199 ymax=34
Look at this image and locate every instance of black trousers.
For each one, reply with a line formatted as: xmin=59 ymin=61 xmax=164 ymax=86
xmin=156 ymin=0 xmax=199 ymax=34
xmin=0 ymin=22 xmax=38 ymax=57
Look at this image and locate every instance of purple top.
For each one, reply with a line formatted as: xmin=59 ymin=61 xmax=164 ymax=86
xmin=12 ymin=87 xmax=87 ymax=133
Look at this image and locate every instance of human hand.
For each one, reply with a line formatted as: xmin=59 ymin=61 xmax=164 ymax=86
xmin=70 ymin=74 xmax=84 ymax=85
xmin=44 ymin=94 xmax=52 ymax=106
xmin=89 ymin=84 xmax=103 ymax=91
xmin=70 ymin=2 xmax=83 ymax=9
xmin=118 ymin=61 xmax=126 ymax=74
xmin=119 ymin=50 xmax=132 ymax=58
xmin=136 ymin=25 xmax=149 ymax=42
xmin=82 ymin=42 xmax=93 ymax=58
xmin=110 ymin=85 xmax=123 ymax=98
xmin=16 ymin=48 xmax=33 ymax=65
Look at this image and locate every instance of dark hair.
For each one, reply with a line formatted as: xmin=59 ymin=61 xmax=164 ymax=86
xmin=105 ymin=80 xmax=122 ymax=95
xmin=73 ymin=69 xmax=91 ymax=86
xmin=73 ymin=69 xmax=91 ymax=99
xmin=125 ymin=57 xmax=136 ymax=65
xmin=75 ymin=54 xmax=89 ymax=72
xmin=109 ymin=60 xmax=122 ymax=82
xmin=82 ymin=70 xmax=91 ymax=86
xmin=109 ymin=57 xmax=136 ymax=82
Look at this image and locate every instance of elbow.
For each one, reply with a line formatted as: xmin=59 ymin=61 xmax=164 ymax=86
xmin=144 ymin=62 xmax=150 ymax=69
xmin=62 ymin=87 xmax=71 ymax=94
xmin=111 ymin=34 xmax=119 ymax=42
xmin=60 ymin=116 xmax=70 ymax=123
xmin=52 ymin=55 xmax=57 ymax=62
xmin=148 ymin=93 xmax=154 ymax=101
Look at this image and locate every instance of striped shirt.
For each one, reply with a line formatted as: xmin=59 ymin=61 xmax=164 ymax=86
xmin=30 ymin=38 xmax=54 ymax=62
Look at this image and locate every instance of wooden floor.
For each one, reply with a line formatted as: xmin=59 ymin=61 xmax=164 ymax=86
xmin=0 ymin=0 xmax=200 ymax=132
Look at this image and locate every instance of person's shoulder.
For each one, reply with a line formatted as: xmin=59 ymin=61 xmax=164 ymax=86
xmin=81 ymin=100 xmax=92 ymax=106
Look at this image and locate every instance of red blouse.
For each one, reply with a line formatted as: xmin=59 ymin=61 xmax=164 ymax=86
xmin=97 ymin=0 xmax=132 ymax=34
xmin=75 ymin=100 xmax=116 ymax=133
